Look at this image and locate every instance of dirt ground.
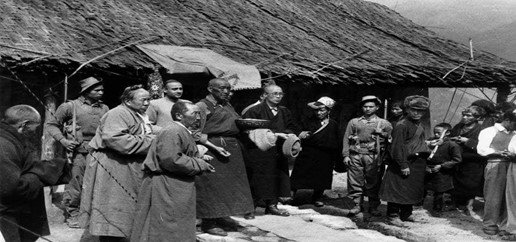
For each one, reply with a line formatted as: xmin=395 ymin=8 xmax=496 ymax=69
xmin=16 ymin=172 xmax=507 ymax=242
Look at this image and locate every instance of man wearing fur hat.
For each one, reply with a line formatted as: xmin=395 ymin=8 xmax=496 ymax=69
xmin=343 ymin=95 xmax=392 ymax=216
xmin=46 ymin=77 xmax=109 ymax=228
xmin=380 ymin=95 xmax=430 ymax=222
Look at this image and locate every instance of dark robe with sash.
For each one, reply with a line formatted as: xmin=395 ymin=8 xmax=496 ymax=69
xmin=131 ymin=122 xmax=212 ymax=242
xmin=290 ymin=119 xmax=340 ymax=190
xmin=242 ymin=102 xmax=300 ymax=204
xmin=380 ymin=118 xmax=429 ymax=204
xmin=450 ymin=122 xmax=486 ymax=198
xmin=195 ymin=95 xmax=254 ymax=218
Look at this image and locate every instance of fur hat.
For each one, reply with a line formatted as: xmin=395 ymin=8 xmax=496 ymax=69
xmin=79 ymin=77 xmax=102 ymax=94
xmin=471 ymin=99 xmax=495 ymax=115
xmin=404 ymin=95 xmax=430 ymax=110
xmin=308 ymin=96 xmax=335 ymax=109
xmin=360 ymin=95 xmax=381 ymax=106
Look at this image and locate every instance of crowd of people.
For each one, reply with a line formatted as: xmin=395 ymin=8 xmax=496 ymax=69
xmin=2 ymin=76 xmax=516 ymax=241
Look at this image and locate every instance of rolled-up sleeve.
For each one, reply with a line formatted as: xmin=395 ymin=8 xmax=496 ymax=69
xmin=477 ymin=127 xmax=496 ymax=156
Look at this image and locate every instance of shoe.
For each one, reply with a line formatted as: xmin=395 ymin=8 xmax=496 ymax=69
xmin=265 ymin=205 xmax=290 ymax=216
xmin=244 ymin=212 xmax=255 ymax=220
xmin=66 ymin=217 xmax=81 ymax=229
xmin=279 ymin=197 xmax=294 ymax=205
xmin=205 ymin=227 xmax=228 ymax=236
xmin=313 ymin=201 xmax=324 ymax=207
xmin=400 ymin=215 xmax=415 ymax=222
xmin=499 ymin=230 xmax=511 ymax=236
xmin=349 ymin=205 xmax=361 ymax=215
xmin=483 ymin=227 xmax=499 ymax=236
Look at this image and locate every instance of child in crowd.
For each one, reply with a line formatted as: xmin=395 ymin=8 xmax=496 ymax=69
xmin=425 ymin=123 xmax=462 ymax=213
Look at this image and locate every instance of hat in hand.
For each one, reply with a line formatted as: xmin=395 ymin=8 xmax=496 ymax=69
xmin=282 ymin=134 xmax=302 ymax=159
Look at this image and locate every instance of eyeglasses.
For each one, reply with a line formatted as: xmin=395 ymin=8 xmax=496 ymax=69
xmin=267 ymin=92 xmax=285 ymax=97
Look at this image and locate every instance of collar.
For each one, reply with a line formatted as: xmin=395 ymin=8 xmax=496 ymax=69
xmin=206 ymin=94 xmax=226 ymax=106
xmin=78 ymin=96 xmax=103 ymax=106
xmin=358 ymin=114 xmax=378 ymax=121
xmin=494 ymin=123 xmax=511 ymax=133
xmin=266 ymin=103 xmax=279 ymax=111
xmin=174 ymin=121 xmax=192 ymax=134
xmin=0 ymin=122 xmax=23 ymax=143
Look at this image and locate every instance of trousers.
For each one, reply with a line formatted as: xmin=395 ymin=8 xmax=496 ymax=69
xmin=347 ymin=153 xmax=383 ymax=209
xmin=483 ymin=161 xmax=508 ymax=230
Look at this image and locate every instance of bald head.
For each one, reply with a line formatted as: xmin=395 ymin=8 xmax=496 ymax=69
xmin=208 ymin=78 xmax=231 ymax=103
xmin=264 ymin=85 xmax=284 ymax=106
xmin=3 ymin=105 xmax=41 ymax=133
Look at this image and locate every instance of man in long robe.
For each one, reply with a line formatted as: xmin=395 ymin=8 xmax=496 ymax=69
xmin=131 ymin=102 xmax=215 ymax=242
xmin=195 ymin=78 xmax=254 ymax=236
xmin=80 ymin=86 xmax=156 ymax=241
xmin=380 ymin=95 xmax=430 ymax=222
xmin=243 ymin=84 xmax=300 ymax=217
xmin=46 ymin=77 xmax=108 ymax=227
xmin=0 ymin=105 xmax=70 ymax=242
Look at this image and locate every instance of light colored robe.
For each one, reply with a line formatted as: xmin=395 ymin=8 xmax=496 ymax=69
xmin=79 ymin=105 xmax=155 ymax=238
xmin=131 ymin=122 xmax=211 ymax=242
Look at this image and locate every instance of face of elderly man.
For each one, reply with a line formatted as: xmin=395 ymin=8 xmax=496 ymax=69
xmin=125 ymin=88 xmax=151 ymax=114
xmin=209 ymin=79 xmax=231 ymax=103
xmin=265 ymin=85 xmax=284 ymax=105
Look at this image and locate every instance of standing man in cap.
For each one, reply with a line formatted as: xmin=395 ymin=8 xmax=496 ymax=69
xmin=243 ymin=84 xmax=300 ymax=217
xmin=46 ymin=77 xmax=108 ymax=228
xmin=146 ymin=79 xmax=187 ymax=127
xmin=380 ymin=95 xmax=430 ymax=222
xmin=342 ymin=95 xmax=392 ymax=216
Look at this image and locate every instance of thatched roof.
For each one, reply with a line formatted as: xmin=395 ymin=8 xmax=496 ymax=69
xmin=1 ymin=0 xmax=515 ymax=86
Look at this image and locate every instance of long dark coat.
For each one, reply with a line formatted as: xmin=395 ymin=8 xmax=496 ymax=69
xmin=0 ymin=122 xmax=69 ymax=242
xmin=242 ymin=102 xmax=300 ymax=204
xmin=380 ymin=118 xmax=429 ymax=204
xmin=450 ymin=122 xmax=486 ymax=198
xmin=425 ymin=139 xmax=462 ymax=192
xmin=80 ymin=105 xmax=155 ymax=238
xmin=290 ymin=119 xmax=340 ymax=190
xmin=195 ymin=96 xmax=254 ymax=218
xmin=131 ymin=122 xmax=212 ymax=242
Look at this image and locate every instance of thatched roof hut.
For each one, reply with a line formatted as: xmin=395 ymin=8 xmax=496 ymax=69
xmin=1 ymin=0 xmax=515 ymax=89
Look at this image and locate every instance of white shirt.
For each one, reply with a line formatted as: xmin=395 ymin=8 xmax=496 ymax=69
xmin=477 ymin=123 xmax=514 ymax=156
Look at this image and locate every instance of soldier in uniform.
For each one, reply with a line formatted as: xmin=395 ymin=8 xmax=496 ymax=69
xmin=46 ymin=77 xmax=108 ymax=228
xmin=342 ymin=95 xmax=392 ymax=216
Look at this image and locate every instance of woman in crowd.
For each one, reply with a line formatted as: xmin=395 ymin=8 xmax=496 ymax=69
xmin=450 ymin=106 xmax=486 ymax=215
xmin=290 ymin=97 xmax=340 ymax=207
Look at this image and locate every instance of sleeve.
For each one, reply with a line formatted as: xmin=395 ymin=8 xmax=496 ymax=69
xmin=342 ymin=120 xmax=353 ymax=157
xmin=157 ymin=130 xmax=211 ymax=176
xmin=441 ymin=142 xmax=462 ymax=169
xmin=477 ymin=128 xmax=496 ymax=156
xmin=100 ymin=110 xmax=154 ymax=155
xmin=283 ymin=109 xmax=301 ymax=135
xmin=242 ymin=106 xmax=259 ymax=119
xmin=146 ymin=102 xmax=158 ymax=125
xmin=45 ymin=102 xmax=72 ymax=142
xmin=508 ymin=136 xmax=516 ymax=154
xmin=0 ymin=143 xmax=44 ymax=202
xmin=382 ymin=120 xmax=393 ymax=139
xmin=390 ymin=123 xmax=409 ymax=169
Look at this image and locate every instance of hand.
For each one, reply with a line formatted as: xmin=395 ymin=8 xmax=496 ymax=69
xmin=343 ymin=157 xmax=351 ymax=167
xmin=299 ymin=131 xmax=311 ymax=139
xmin=214 ymin=146 xmax=231 ymax=157
xmin=430 ymin=139 xmax=444 ymax=147
xmin=401 ymin=168 xmax=410 ymax=176
xmin=202 ymin=155 xmax=213 ymax=161
xmin=275 ymin=133 xmax=289 ymax=139
xmin=501 ymin=151 xmax=515 ymax=158
xmin=60 ymin=139 xmax=79 ymax=151
xmin=431 ymin=165 xmax=442 ymax=173
xmin=425 ymin=167 xmax=433 ymax=173
xmin=205 ymin=164 xmax=216 ymax=173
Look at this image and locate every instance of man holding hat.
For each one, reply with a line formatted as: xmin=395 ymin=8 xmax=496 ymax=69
xmin=380 ymin=95 xmax=430 ymax=222
xmin=46 ymin=77 xmax=108 ymax=228
xmin=343 ymin=95 xmax=392 ymax=216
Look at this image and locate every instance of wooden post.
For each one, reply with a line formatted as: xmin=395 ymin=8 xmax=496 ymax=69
xmin=41 ymin=90 xmax=58 ymax=213
xmin=496 ymin=84 xmax=511 ymax=104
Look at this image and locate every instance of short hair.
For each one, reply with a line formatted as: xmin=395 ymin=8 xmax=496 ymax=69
xmin=208 ymin=78 xmax=228 ymax=88
xmin=120 ymin=84 xmax=144 ymax=102
xmin=435 ymin=122 xmax=452 ymax=131
xmin=171 ymin=101 xmax=190 ymax=121
xmin=495 ymin=102 xmax=516 ymax=112
xmin=391 ymin=101 xmax=404 ymax=109
xmin=502 ymin=109 xmax=516 ymax=122
xmin=163 ymin=79 xmax=181 ymax=87
xmin=3 ymin=105 xmax=40 ymax=125
xmin=263 ymin=84 xmax=281 ymax=95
